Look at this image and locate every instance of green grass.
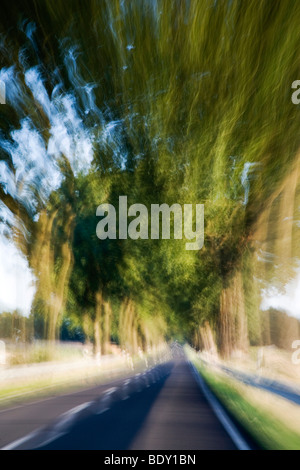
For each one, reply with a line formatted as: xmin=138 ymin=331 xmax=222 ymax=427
xmin=195 ymin=362 xmax=300 ymax=450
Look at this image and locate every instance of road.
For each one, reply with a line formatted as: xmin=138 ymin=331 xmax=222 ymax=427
xmin=0 ymin=358 xmax=247 ymax=450
xmin=0 ymin=373 xmax=138 ymax=449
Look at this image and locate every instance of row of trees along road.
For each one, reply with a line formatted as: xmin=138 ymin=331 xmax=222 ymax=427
xmin=1 ymin=0 xmax=300 ymax=356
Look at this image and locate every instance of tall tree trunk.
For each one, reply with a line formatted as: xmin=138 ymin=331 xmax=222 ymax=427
xmin=219 ymin=270 xmax=249 ymax=358
xmin=47 ymin=211 xmax=74 ymax=342
xmin=200 ymin=321 xmax=217 ymax=355
xmin=31 ymin=209 xmax=57 ymax=340
xmin=103 ymin=300 xmax=112 ymax=354
xmin=83 ymin=312 xmax=93 ymax=344
xmin=94 ymin=290 xmax=102 ymax=357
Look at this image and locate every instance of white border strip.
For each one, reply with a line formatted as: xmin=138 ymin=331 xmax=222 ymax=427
xmin=1 ymin=401 xmax=92 ymax=450
xmin=189 ymin=361 xmax=251 ymax=451
xmin=1 ymin=429 xmax=42 ymax=450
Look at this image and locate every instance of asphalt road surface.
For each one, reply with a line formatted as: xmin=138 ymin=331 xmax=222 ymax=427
xmin=1 ymin=359 xmax=241 ymax=450
xmin=0 ymin=373 xmax=141 ymax=449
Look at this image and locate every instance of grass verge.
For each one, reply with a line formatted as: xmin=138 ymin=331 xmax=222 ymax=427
xmin=186 ymin=347 xmax=300 ymax=450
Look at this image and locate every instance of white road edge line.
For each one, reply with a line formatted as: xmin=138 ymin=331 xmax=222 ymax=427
xmin=1 ymin=366 xmax=164 ymax=450
xmin=189 ymin=361 xmax=251 ymax=451
xmin=0 ymin=371 xmax=138 ymax=414
xmin=53 ymin=401 xmax=93 ymax=431
xmin=1 ymin=401 xmax=93 ymax=450
xmin=31 ymin=431 xmax=67 ymax=450
xmin=1 ymin=429 xmax=42 ymax=450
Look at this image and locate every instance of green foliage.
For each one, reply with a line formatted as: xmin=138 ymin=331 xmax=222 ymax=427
xmin=1 ymin=0 xmax=300 ymax=346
